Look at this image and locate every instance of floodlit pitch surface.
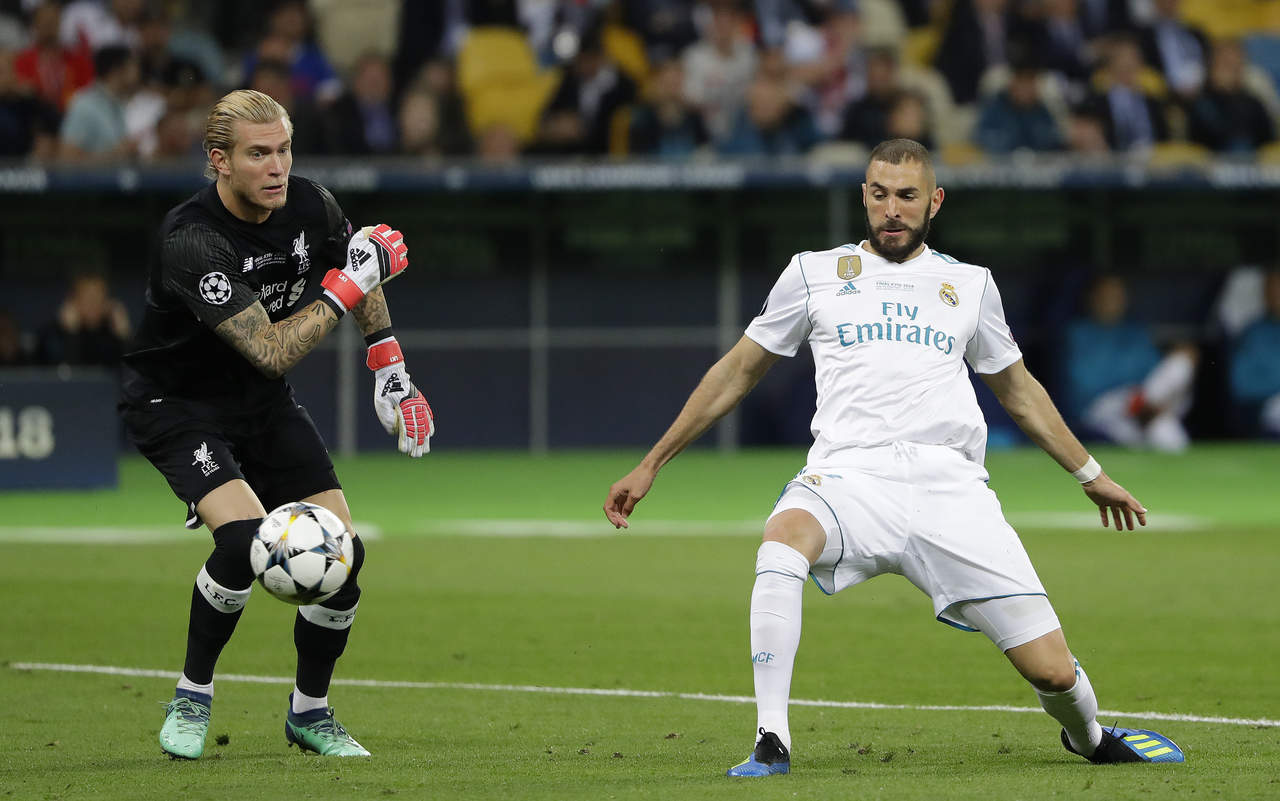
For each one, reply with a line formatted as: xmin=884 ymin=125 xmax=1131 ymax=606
xmin=2 ymin=446 xmax=1277 ymax=800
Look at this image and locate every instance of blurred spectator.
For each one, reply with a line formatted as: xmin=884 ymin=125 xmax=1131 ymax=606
xmin=1229 ymin=271 xmax=1280 ymax=436
xmin=623 ymin=0 xmax=699 ymax=55
xmin=151 ymin=106 xmax=202 ymax=160
xmin=14 ymin=2 xmax=94 ymax=113
xmin=538 ymin=22 xmax=636 ymax=154
xmin=476 ymin=121 xmax=521 ymax=163
xmin=393 ymin=1 xmax=467 ymax=95
xmin=397 ymin=89 xmax=443 ymax=158
xmin=0 ymin=308 xmax=30 ymax=366
xmin=629 ymin=55 xmax=709 ymax=157
xmin=1138 ymin=0 xmax=1208 ymax=102
xmin=247 ymin=57 xmax=325 ymax=155
xmin=1083 ymin=33 xmax=1168 ymax=151
xmin=883 ymin=89 xmax=933 ymax=150
xmin=1064 ymin=104 xmax=1110 ymax=154
xmin=36 ymin=272 xmax=131 ymax=367
xmin=1015 ymin=0 xmax=1091 ymax=102
xmin=1064 ymin=275 xmax=1198 ymax=452
xmin=975 ymin=61 xmax=1065 ymax=153
xmin=1078 ymin=0 xmax=1135 ymax=40
xmin=784 ymin=2 xmax=865 ymax=137
xmin=682 ymin=0 xmax=756 ymax=144
xmin=0 ymin=48 xmax=60 ymax=159
xmin=136 ymin=8 xmax=206 ymax=94
xmin=242 ymin=0 xmax=342 ymax=106
xmin=935 ymin=0 xmax=1011 ymax=105
xmin=896 ymin=0 xmax=933 ymax=29
xmin=838 ymin=45 xmax=900 ymax=148
xmin=60 ymin=0 xmax=143 ymax=53
xmin=719 ymin=51 xmax=819 ymax=156
xmin=414 ymin=58 xmax=472 ymax=156
xmin=1188 ymin=39 xmax=1275 ymax=154
xmin=754 ymin=0 xmax=830 ymax=49
xmin=325 ymin=52 xmax=398 ymax=155
xmin=126 ymin=8 xmax=207 ymax=161
xmin=58 ymin=45 xmax=139 ymax=162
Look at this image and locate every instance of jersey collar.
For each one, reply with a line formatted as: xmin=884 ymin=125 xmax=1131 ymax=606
xmin=855 ymin=240 xmax=932 ymax=267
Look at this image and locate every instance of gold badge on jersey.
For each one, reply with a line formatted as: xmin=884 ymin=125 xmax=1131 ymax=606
xmin=836 ymin=255 xmax=861 ymax=280
xmin=939 ymin=282 xmax=959 ymax=307
xmin=801 ymin=474 xmax=822 ymax=486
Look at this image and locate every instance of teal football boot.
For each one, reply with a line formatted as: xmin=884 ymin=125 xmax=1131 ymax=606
xmin=158 ymin=690 xmax=211 ymax=760
xmin=285 ymin=695 xmax=370 ymax=756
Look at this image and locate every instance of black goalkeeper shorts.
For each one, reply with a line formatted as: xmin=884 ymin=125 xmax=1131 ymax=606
xmin=120 ymin=393 xmax=341 ymax=529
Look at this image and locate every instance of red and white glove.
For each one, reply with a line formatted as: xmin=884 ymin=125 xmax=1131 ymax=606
xmin=322 ymin=224 xmax=409 ymax=313
xmin=367 ymin=337 xmax=434 ymax=457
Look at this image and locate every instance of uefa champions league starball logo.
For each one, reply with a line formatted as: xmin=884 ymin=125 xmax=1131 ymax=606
xmin=198 ymin=271 xmax=232 ymax=305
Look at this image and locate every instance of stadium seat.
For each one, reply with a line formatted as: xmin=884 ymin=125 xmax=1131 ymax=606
xmin=902 ymin=27 xmax=941 ymax=68
xmin=603 ymin=24 xmax=649 ymax=88
xmin=1255 ymin=140 xmax=1280 ymax=164
xmin=940 ymin=140 xmax=985 ymax=166
xmin=1181 ymin=0 xmax=1264 ymax=39
xmin=1146 ymin=141 xmax=1213 ymax=167
xmin=457 ymin=27 xmax=560 ymax=144
xmin=609 ymin=105 xmax=632 ymax=156
xmin=1090 ymin=66 xmax=1168 ymax=99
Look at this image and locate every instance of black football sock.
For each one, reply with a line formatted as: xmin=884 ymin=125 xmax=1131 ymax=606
xmin=181 ymin=518 xmax=260 ymax=685
xmin=293 ymin=535 xmax=365 ymax=699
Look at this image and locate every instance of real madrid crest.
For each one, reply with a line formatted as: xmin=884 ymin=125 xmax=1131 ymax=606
xmin=801 ymin=474 xmax=822 ymax=486
xmin=836 ymin=255 xmax=861 ymax=280
xmin=939 ymin=282 xmax=959 ymax=307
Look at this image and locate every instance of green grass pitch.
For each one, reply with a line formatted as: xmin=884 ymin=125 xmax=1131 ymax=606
xmin=2 ymin=445 xmax=1278 ymax=800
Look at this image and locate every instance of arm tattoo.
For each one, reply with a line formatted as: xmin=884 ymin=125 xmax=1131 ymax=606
xmin=214 ymin=299 xmax=340 ymax=379
xmin=351 ymin=285 xmax=393 ymax=336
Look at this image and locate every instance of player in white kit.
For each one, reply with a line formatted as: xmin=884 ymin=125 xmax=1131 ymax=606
xmin=603 ymin=139 xmax=1184 ymax=775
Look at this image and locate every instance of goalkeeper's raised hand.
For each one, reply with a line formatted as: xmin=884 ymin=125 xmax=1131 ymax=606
xmin=322 ymin=224 xmax=409 ymax=313
xmin=367 ymin=336 xmax=434 ymax=457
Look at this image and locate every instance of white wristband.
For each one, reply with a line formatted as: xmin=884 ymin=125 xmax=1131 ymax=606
xmin=1071 ymin=456 xmax=1102 ymax=484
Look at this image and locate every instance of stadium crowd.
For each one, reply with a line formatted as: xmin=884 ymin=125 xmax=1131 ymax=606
xmin=1 ymin=0 xmax=1278 ymax=446
xmin=0 ymin=0 xmax=1278 ymax=164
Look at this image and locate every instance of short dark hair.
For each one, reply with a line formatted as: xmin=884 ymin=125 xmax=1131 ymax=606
xmin=868 ymin=138 xmax=934 ymax=171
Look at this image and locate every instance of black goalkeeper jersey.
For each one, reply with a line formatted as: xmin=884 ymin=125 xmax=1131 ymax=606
xmin=121 ymin=175 xmax=351 ymax=408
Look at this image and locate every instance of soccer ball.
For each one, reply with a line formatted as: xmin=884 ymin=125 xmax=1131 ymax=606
xmin=250 ymin=502 xmax=353 ymax=605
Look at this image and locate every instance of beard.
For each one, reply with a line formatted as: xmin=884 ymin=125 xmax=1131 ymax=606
xmin=864 ymin=208 xmax=931 ymax=262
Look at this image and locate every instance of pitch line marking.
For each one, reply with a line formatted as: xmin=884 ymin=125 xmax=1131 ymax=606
xmin=0 ymin=513 xmax=1208 ymax=544
xmin=10 ymin=661 xmax=1276 ymax=729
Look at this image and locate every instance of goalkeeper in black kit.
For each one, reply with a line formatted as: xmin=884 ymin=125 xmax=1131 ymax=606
xmin=118 ymin=89 xmax=434 ymax=759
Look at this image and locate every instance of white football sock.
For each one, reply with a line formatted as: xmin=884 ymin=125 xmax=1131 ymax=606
xmin=291 ymin=687 xmax=329 ymax=715
xmin=750 ymin=541 xmax=810 ymax=752
xmin=175 ymin=674 xmax=213 ymax=699
xmin=1036 ymin=659 xmax=1103 ymax=755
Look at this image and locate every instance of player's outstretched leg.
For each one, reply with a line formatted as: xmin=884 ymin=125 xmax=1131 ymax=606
xmin=160 ymin=518 xmax=258 ymax=759
xmin=286 ymin=535 xmax=369 ymax=756
xmin=726 ymin=540 xmax=809 ymax=777
xmin=1060 ymin=724 xmax=1185 ymax=764
xmin=1008 ymin=629 xmax=1185 ymax=765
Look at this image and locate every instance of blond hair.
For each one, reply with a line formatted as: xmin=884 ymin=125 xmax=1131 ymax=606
xmin=203 ymin=89 xmax=293 ymax=179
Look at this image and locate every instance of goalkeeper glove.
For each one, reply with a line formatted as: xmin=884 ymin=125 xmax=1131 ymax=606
xmin=367 ymin=336 xmax=434 ymax=457
xmin=322 ymin=224 xmax=409 ymax=313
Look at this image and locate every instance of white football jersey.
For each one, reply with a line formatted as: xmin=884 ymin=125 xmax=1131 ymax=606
xmin=745 ymin=242 xmax=1022 ymax=466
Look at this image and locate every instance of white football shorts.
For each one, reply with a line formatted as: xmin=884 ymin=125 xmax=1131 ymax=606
xmin=769 ymin=441 xmax=1055 ymax=639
